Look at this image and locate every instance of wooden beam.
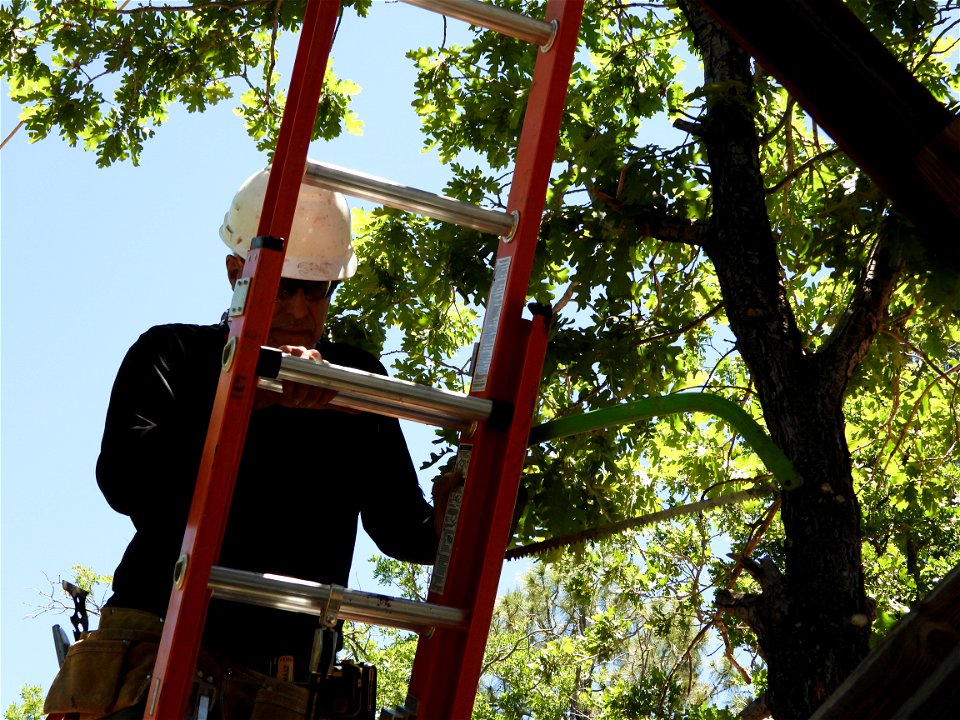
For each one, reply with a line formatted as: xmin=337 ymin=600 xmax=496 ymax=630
xmin=696 ymin=0 xmax=960 ymax=266
xmin=810 ymin=564 xmax=960 ymax=719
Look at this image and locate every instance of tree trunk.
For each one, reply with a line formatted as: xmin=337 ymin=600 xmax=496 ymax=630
xmin=677 ymin=3 xmax=879 ymax=717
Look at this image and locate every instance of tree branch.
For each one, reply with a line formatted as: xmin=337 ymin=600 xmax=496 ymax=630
xmin=879 ymin=327 xmax=960 ymax=393
xmin=588 ymin=186 xmax=707 ymax=246
xmin=716 ymin=617 xmax=752 ymax=683
xmin=83 ymin=0 xmax=270 ymax=15
xmin=765 ymin=147 xmax=843 ymax=195
xmin=631 ymin=302 xmax=724 ymax=349
xmin=506 ymin=483 xmax=774 ymax=559
xmin=713 ymin=499 xmax=782 ymax=659
xmin=552 ymin=280 xmax=580 ymax=314
xmin=818 ymin=231 xmax=904 ymax=397
xmin=0 ymin=120 xmax=25 ymax=151
xmin=729 ymin=553 xmax=783 ymax=588
xmin=881 ymin=362 xmax=960 ymax=476
xmin=739 ymin=693 xmax=771 ymax=720
xmin=672 ymin=117 xmax=703 ymax=136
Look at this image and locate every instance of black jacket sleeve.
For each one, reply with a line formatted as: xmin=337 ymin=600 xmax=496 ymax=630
xmin=320 ymin=342 xmax=438 ymax=565
xmin=359 ymin=412 xmax=439 ymax=565
xmin=96 ymin=325 xmax=221 ymax=529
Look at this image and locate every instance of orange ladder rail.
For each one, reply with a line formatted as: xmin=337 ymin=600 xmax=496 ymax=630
xmin=144 ymin=1 xmax=585 ymax=717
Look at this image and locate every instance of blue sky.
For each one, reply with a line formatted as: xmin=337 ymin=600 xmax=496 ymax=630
xmin=1 ymin=3 xmax=542 ymax=707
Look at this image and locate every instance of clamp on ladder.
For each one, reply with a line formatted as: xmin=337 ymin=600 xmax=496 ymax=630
xmin=146 ymin=1 xmax=585 ymax=718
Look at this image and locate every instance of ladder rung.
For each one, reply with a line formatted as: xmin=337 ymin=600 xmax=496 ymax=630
xmin=208 ymin=567 xmax=466 ymax=633
xmin=304 ymin=160 xmax=517 ymax=237
xmin=400 ymin=0 xmax=557 ymax=48
xmin=259 ymin=378 xmax=476 ymax=429
xmin=257 ymin=347 xmax=500 ymax=432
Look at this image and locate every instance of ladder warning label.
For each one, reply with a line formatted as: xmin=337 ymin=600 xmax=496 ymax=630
xmin=429 ymin=446 xmax=472 ymax=596
xmin=471 ymin=256 xmax=511 ymax=393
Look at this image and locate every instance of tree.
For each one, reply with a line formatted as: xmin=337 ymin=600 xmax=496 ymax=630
xmin=366 ymin=544 xmax=743 ymax=719
xmin=4 ymin=686 xmax=44 ymax=720
xmin=31 ymin=565 xmax=113 ymax=622
xmin=392 ymin=3 xmax=959 ymax=716
xmin=4 ymin=2 xmax=959 ymax=718
xmin=477 ymin=543 xmax=736 ymax=720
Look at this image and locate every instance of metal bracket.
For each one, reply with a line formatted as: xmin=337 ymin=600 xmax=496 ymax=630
xmin=222 ymin=337 xmax=237 ymax=372
xmin=228 ymin=278 xmax=250 ymax=317
xmin=540 ymin=19 xmax=559 ymax=52
xmin=501 ymin=210 xmax=520 ymax=243
xmin=173 ymin=554 xmax=188 ymax=589
xmin=321 ymin=585 xmax=343 ymax=628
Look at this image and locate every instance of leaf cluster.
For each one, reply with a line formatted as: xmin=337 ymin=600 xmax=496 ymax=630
xmin=359 ymin=543 xmax=749 ymax=718
xmin=3 ymin=686 xmax=44 ymax=720
xmin=1 ymin=1 xmax=362 ymax=164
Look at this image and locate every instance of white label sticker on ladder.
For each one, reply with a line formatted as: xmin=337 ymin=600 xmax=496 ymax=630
xmin=471 ymin=256 xmax=511 ymax=393
xmin=429 ymin=445 xmax=472 ymax=595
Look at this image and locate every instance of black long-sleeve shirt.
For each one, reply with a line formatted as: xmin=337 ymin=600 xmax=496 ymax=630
xmin=98 ymin=321 xmax=437 ymax=677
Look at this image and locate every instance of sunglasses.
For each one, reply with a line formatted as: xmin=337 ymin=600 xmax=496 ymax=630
xmin=275 ymin=278 xmax=340 ymax=303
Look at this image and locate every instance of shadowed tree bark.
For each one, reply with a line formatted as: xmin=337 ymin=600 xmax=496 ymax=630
xmin=677 ymin=2 xmax=904 ymax=717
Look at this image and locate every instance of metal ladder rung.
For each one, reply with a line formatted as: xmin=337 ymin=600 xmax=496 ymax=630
xmin=258 ymin=347 xmax=499 ymax=431
xmin=322 ymin=390 xmax=481 ymax=431
xmin=304 ymin=160 xmax=517 ymax=238
xmin=400 ymin=0 xmax=557 ymax=48
xmin=208 ymin=567 xmax=466 ymax=634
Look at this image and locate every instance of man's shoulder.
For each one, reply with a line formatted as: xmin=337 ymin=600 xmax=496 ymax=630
xmin=318 ymin=338 xmax=387 ymax=375
xmin=132 ymin=322 xmax=227 ymax=356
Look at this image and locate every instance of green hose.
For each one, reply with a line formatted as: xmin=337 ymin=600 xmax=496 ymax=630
xmin=528 ymin=392 xmax=800 ymax=489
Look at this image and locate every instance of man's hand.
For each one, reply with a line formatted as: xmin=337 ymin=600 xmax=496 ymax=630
xmin=254 ymin=345 xmax=338 ymax=410
xmin=432 ymin=470 xmax=462 ymax=537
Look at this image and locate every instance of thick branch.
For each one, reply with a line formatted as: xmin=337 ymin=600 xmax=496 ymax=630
xmin=673 ymin=117 xmax=703 ymax=136
xmin=818 ymin=232 xmax=904 ymax=397
xmin=729 ymin=553 xmax=784 ymax=588
xmin=739 ymin=694 xmax=772 ymax=720
xmin=715 ymin=553 xmax=787 ymax=660
xmin=677 ymin=0 xmax=807 ymax=403
xmin=590 ymin=192 xmax=707 ymax=246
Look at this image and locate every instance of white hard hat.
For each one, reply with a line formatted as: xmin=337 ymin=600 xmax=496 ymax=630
xmin=219 ymin=167 xmax=357 ymax=281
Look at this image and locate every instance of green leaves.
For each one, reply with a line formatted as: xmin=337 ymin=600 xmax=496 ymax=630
xmin=386 ymin=3 xmax=958 ymax=711
xmin=1 ymin=1 xmax=361 ymax=165
xmin=3 ymin=685 xmax=44 ymax=720
xmin=476 ymin=543 xmax=746 ymax=718
xmin=7 ymin=1 xmax=960 ymax=714
xmin=70 ymin=563 xmax=112 ymax=595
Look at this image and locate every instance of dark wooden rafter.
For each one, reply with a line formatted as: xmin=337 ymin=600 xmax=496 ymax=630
xmin=809 ymin=564 xmax=960 ymax=719
xmin=695 ymin=0 xmax=960 ymax=266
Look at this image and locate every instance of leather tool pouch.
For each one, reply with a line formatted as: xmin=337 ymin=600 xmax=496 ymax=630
xmin=220 ymin=665 xmax=308 ymax=720
xmin=250 ymin=682 xmax=309 ymax=720
xmin=45 ymin=606 xmax=308 ymax=720
xmin=44 ymin=608 xmax=161 ymax=719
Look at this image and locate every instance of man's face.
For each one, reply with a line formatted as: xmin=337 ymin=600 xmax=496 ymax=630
xmin=268 ymin=277 xmax=335 ymax=348
xmin=226 ymin=255 xmax=334 ymax=348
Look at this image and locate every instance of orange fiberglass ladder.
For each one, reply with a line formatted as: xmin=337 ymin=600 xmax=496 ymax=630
xmin=143 ymin=1 xmax=585 ymax=718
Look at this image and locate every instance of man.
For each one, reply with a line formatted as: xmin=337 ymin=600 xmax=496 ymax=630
xmin=45 ymin=169 xmax=452 ymax=720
